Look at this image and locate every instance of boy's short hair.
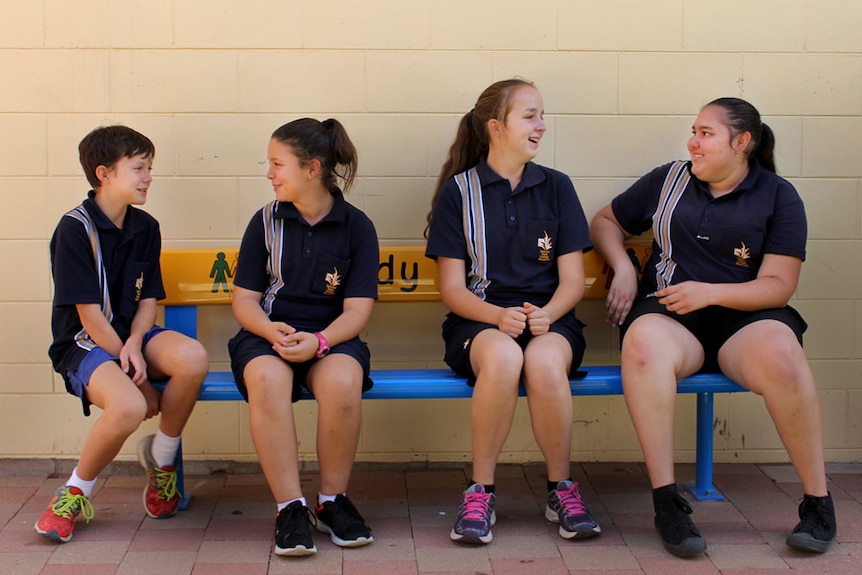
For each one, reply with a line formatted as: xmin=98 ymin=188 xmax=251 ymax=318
xmin=79 ymin=125 xmax=155 ymax=189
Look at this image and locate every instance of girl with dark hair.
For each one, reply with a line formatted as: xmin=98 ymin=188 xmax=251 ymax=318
xmin=228 ymin=118 xmax=379 ymax=556
xmin=426 ymin=79 xmax=600 ymax=545
xmin=591 ymin=97 xmax=835 ymax=557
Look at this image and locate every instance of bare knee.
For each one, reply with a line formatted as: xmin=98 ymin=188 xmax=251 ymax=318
xmin=103 ymin=393 xmax=147 ymax=432
xmin=170 ymin=339 xmax=210 ymax=382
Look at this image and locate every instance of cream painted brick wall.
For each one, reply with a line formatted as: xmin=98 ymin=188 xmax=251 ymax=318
xmin=303 ymin=0 xmax=431 ymax=49
xmin=111 ymin=51 xmax=240 ymax=113
xmin=1 ymin=0 xmax=861 ymax=466
xmin=174 ymin=0 xmax=301 ymax=48
xmin=0 ymin=116 xmax=47 ymax=176
xmin=0 ymin=50 xmax=109 ymax=112
xmin=619 ymin=54 xmax=743 ymax=115
xmin=558 ymin=0 xmax=683 ymax=51
xmin=744 ymin=55 xmax=862 ymax=116
xmin=683 ymin=0 xmax=807 ymax=52
xmin=45 ymin=0 xmax=174 ymax=48
xmin=431 ymin=0 xmax=556 ymax=50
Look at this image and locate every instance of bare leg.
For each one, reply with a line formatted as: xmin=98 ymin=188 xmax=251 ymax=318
xmin=244 ymin=356 xmax=303 ymax=502
xmin=621 ymin=314 xmax=704 ymax=488
xmin=522 ymin=333 xmax=573 ymax=481
xmin=145 ymin=330 xmax=208 ymax=437
xmin=76 ymin=362 xmax=148 ymax=480
xmin=306 ymin=354 xmax=364 ymax=496
xmin=718 ymin=320 xmax=827 ymax=496
xmin=469 ymin=330 xmax=524 ymax=486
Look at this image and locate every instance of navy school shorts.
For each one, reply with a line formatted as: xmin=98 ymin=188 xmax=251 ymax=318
xmin=228 ymin=328 xmax=373 ymax=403
xmin=441 ymin=311 xmax=587 ymax=386
xmin=620 ymin=296 xmax=807 ymax=373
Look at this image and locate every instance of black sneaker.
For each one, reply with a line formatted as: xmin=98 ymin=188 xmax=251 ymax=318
xmin=653 ymin=488 xmax=707 ymax=558
xmin=786 ymin=493 xmax=836 ymax=553
xmin=274 ymin=501 xmax=317 ymax=556
xmin=315 ymin=494 xmax=373 ymax=547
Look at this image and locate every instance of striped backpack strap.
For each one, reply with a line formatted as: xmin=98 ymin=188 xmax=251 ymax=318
xmin=64 ymin=205 xmax=112 ymax=350
xmin=259 ymin=200 xmax=285 ymax=315
xmin=651 ymin=161 xmax=691 ymax=291
xmin=454 ymin=167 xmax=490 ymax=300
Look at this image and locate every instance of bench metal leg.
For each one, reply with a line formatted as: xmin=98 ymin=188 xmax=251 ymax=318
xmin=175 ymin=439 xmax=191 ymax=511
xmin=684 ymin=392 xmax=725 ymax=501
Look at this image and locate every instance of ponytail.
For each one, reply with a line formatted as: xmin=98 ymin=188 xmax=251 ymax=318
xmin=706 ymin=97 xmax=776 ymax=173
xmin=272 ymin=117 xmax=358 ymax=194
xmin=425 ymin=78 xmax=535 ymax=236
xmin=752 ymin=122 xmax=776 ymax=173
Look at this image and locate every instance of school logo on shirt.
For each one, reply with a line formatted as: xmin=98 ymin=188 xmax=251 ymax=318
xmin=537 ymin=231 xmax=553 ymax=262
xmin=323 ymin=267 xmax=341 ymax=296
xmin=734 ymin=242 xmax=751 ymax=267
xmin=135 ymin=272 xmax=144 ymax=301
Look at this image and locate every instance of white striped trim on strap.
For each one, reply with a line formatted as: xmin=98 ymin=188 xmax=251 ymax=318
xmin=454 ymin=168 xmax=491 ymax=300
xmin=260 ymin=201 xmax=285 ymax=316
xmin=651 ymin=161 xmax=691 ymax=292
xmin=65 ymin=205 xmax=112 ymax=351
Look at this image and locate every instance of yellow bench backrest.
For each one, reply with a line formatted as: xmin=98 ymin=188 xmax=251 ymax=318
xmin=160 ymin=244 xmax=652 ymax=306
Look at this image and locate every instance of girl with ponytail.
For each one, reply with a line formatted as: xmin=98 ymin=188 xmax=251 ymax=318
xmin=590 ymin=97 xmax=835 ymax=557
xmin=425 ymin=79 xmax=599 ymax=545
xmin=229 ymin=118 xmax=378 ymax=557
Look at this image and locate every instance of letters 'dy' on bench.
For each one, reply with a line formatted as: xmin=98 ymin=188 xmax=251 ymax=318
xmin=158 ymin=245 xmax=746 ymax=508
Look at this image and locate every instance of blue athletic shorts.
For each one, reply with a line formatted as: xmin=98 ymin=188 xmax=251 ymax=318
xmin=65 ymin=325 xmax=168 ymax=415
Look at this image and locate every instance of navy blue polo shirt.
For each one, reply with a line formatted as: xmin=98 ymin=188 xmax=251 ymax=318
xmin=425 ymin=158 xmax=593 ymax=309
xmin=233 ymin=192 xmax=379 ymax=332
xmin=612 ymin=160 xmax=807 ymax=297
xmin=49 ymin=191 xmax=165 ymax=374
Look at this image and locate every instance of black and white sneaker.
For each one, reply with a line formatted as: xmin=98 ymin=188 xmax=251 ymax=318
xmin=274 ymin=501 xmax=317 ymax=556
xmin=315 ymin=494 xmax=373 ymax=547
xmin=786 ymin=493 xmax=836 ymax=553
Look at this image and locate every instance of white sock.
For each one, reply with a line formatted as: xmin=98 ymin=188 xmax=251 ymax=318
xmin=318 ymin=492 xmax=340 ymax=505
xmin=66 ymin=467 xmax=97 ymax=499
xmin=151 ymin=429 xmax=181 ymax=468
xmin=277 ymin=496 xmax=307 ymax=512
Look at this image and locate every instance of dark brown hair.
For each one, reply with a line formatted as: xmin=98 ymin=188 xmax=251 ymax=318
xmin=78 ymin=125 xmax=155 ymax=189
xmin=271 ymin=118 xmax=358 ymax=194
xmin=706 ymin=97 xmax=776 ymax=173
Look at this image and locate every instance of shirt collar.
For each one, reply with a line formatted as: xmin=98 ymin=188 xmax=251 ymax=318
xmin=689 ymin=159 xmax=765 ymax=198
xmin=83 ymin=190 xmax=147 ymax=235
xmin=274 ymin=190 xmax=349 ymax=224
xmin=476 ymin=157 xmax=546 ymax=195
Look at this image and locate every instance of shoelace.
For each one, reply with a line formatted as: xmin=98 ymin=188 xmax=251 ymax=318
xmin=797 ymin=498 xmax=829 ymax=531
xmin=557 ymin=484 xmax=587 ymax=516
xmin=459 ymin=492 xmax=492 ymax=521
xmin=665 ymin=494 xmax=698 ymax=538
xmin=280 ymin=503 xmax=317 ymax=530
xmin=52 ymin=488 xmax=95 ymax=523
xmin=152 ymin=467 xmax=179 ymax=500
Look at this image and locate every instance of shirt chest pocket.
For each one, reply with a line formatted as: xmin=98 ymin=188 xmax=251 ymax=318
xmin=525 ymin=221 xmax=559 ymax=264
xmin=311 ymin=252 xmax=352 ymax=297
xmin=116 ymin=261 xmax=148 ymax=319
xmin=719 ymin=228 xmax=764 ymax=270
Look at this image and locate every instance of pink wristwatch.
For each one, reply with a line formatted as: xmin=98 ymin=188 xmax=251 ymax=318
xmin=313 ymin=332 xmax=330 ymax=358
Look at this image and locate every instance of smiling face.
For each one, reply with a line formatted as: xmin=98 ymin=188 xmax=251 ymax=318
xmin=687 ymin=105 xmax=750 ymax=187
xmin=266 ymin=138 xmax=310 ymax=203
xmin=100 ymin=153 xmax=153 ymax=206
xmin=492 ymin=85 xmax=546 ymax=163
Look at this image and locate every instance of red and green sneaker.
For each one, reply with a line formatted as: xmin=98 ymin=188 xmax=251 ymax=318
xmin=34 ymin=485 xmax=94 ymax=543
xmin=138 ymin=435 xmax=180 ymax=519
